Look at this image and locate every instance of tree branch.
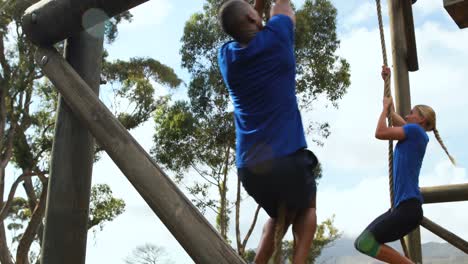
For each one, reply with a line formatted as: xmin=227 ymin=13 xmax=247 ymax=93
xmin=0 ymin=121 xmax=17 ymax=168
xmin=16 ymin=180 xmax=48 ymax=264
xmin=190 ymin=164 xmax=218 ymax=187
xmin=242 ymin=205 xmax=261 ymax=250
xmin=0 ymin=172 xmax=37 ymax=221
xmin=235 ymin=177 xmax=242 ymax=255
xmin=0 ymin=32 xmax=10 ymax=80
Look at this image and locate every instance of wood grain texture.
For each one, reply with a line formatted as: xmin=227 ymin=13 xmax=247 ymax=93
xmin=35 ymin=47 xmax=245 ymax=264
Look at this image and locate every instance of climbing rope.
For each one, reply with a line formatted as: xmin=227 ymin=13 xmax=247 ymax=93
xmin=375 ymin=0 xmax=395 ymax=208
xmin=375 ymin=0 xmax=409 ymax=257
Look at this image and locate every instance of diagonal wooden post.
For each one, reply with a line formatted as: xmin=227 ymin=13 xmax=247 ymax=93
xmin=34 ymin=47 xmax=246 ymax=264
xmin=421 ymin=217 xmax=468 ymax=254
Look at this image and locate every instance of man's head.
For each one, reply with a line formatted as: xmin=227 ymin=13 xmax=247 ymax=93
xmin=219 ymin=0 xmax=263 ymax=45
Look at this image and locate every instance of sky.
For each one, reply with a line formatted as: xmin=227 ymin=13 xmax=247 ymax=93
xmin=18 ymin=0 xmax=467 ymax=263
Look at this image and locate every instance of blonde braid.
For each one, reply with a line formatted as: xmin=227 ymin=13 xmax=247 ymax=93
xmin=433 ymin=128 xmax=456 ymax=166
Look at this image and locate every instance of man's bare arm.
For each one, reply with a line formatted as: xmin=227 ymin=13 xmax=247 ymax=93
xmin=253 ymin=0 xmax=266 ymax=19
xmin=271 ymin=0 xmax=295 ymax=23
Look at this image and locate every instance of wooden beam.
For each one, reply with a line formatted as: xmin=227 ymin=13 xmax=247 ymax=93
xmin=388 ymin=0 xmax=422 ymax=262
xmin=404 ymin=228 xmax=423 ymax=263
xmin=22 ymin=0 xmax=148 ymax=46
xmin=40 ymin=24 xmax=104 ymax=264
xmin=402 ymin=0 xmax=419 ymax=72
xmin=388 ymin=0 xmax=412 ymax=117
xmin=421 ymin=217 xmax=468 ymax=254
xmin=444 ymin=0 xmax=468 ymax=29
xmin=34 ymin=47 xmax=245 ymax=264
xmin=421 ymin=183 xmax=468 ymax=204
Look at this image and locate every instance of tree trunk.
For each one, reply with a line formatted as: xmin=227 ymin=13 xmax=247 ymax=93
xmin=218 ymin=146 xmax=231 ymax=240
xmin=0 ymin=167 xmax=14 ymax=264
xmin=16 ymin=181 xmax=48 ymax=264
xmin=235 ymin=177 xmax=243 ymax=256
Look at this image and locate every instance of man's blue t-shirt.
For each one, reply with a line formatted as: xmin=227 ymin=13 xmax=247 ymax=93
xmin=218 ymin=14 xmax=307 ymax=168
xmin=393 ymin=124 xmax=429 ymax=207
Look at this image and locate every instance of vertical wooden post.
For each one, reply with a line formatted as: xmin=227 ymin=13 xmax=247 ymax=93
xmin=40 ymin=23 xmax=104 ymax=264
xmin=388 ymin=0 xmax=422 ymax=262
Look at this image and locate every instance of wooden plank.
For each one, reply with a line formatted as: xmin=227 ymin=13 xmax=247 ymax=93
xmin=444 ymin=0 xmax=468 ymax=29
xmin=402 ymin=0 xmax=419 ymax=72
xmin=40 ymin=25 xmax=105 ymax=264
xmin=421 ymin=217 xmax=468 ymax=254
xmin=388 ymin=0 xmax=421 ymax=262
xmin=34 ymin=47 xmax=245 ymax=264
xmin=388 ymin=0 xmax=412 ymax=117
xmin=404 ymin=228 xmax=423 ymax=263
xmin=421 ymin=183 xmax=468 ymax=204
xmin=22 ymin=0 xmax=148 ymax=46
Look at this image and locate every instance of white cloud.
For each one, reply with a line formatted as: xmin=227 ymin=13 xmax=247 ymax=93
xmin=413 ymin=0 xmax=441 ymax=17
xmin=119 ymin=0 xmax=172 ymax=30
xmin=345 ymin=1 xmax=377 ymax=27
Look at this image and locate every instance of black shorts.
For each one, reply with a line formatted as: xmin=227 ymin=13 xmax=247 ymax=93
xmin=238 ymin=149 xmax=318 ymax=218
xmin=366 ymin=198 xmax=423 ymax=243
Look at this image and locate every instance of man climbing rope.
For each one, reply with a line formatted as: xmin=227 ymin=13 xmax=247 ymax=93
xmin=218 ymin=0 xmax=318 ymax=263
xmin=354 ymin=66 xmax=456 ymax=263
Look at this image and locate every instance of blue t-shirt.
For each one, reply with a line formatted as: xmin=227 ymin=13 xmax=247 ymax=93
xmin=218 ymin=14 xmax=307 ymax=168
xmin=393 ymin=124 xmax=429 ymax=207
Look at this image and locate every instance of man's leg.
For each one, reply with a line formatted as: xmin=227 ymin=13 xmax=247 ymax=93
xmin=254 ymin=218 xmax=276 ymax=264
xmin=254 ymin=215 xmax=294 ymax=264
xmin=291 ymin=197 xmax=317 ymax=264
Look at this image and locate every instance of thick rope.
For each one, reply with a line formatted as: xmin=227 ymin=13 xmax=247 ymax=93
xmin=376 ymin=0 xmax=395 ymax=208
xmin=375 ymin=0 xmax=409 ymax=257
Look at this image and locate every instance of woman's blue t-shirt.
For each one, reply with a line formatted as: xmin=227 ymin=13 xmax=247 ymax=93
xmin=393 ymin=123 xmax=429 ymax=207
xmin=218 ymin=15 xmax=307 ymax=168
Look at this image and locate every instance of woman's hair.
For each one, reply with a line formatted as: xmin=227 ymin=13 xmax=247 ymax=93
xmin=414 ymin=105 xmax=456 ymax=165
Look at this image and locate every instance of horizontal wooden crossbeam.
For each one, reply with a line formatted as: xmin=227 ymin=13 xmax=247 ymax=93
xmin=444 ymin=0 xmax=468 ymax=28
xmin=421 ymin=217 xmax=468 ymax=254
xmin=34 ymin=47 xmax=245 ymax=264
xmin=421 ymin=183 xmax=468 ymax=204
xmin=23 ymin=0 xmax=149 ymax=46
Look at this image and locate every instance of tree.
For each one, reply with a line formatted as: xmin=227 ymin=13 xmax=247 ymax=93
xmin=0 ymin=1 xmax=181 ymax=263
xmin=152 ymin=0 xmax=350 ymax=256
xmin=124 ymin=243 xmax=167 ymax=264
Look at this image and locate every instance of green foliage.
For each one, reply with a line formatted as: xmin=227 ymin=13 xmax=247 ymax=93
xmin=103 ymin=58 xmax=182 ymax=130
xmin=88 ymin=184 xmax=126 ymax=231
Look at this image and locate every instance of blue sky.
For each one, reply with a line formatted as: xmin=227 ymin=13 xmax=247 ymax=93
xmin=77 ymin=0 xmax=468 ymax=263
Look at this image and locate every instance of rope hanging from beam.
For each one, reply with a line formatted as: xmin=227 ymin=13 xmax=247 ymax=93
xmin=374 ymin=0 xmax=409 ymax=257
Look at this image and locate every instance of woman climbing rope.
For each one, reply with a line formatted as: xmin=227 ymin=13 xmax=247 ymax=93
xmin=354 ymin=66 xmax=456 ymax=264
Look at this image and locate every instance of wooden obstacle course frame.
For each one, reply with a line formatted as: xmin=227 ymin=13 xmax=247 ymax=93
xmin=35 ymin=47 xmax=245 ymax=264
xmin=444 ymin=0 xmax=468 ymax=28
